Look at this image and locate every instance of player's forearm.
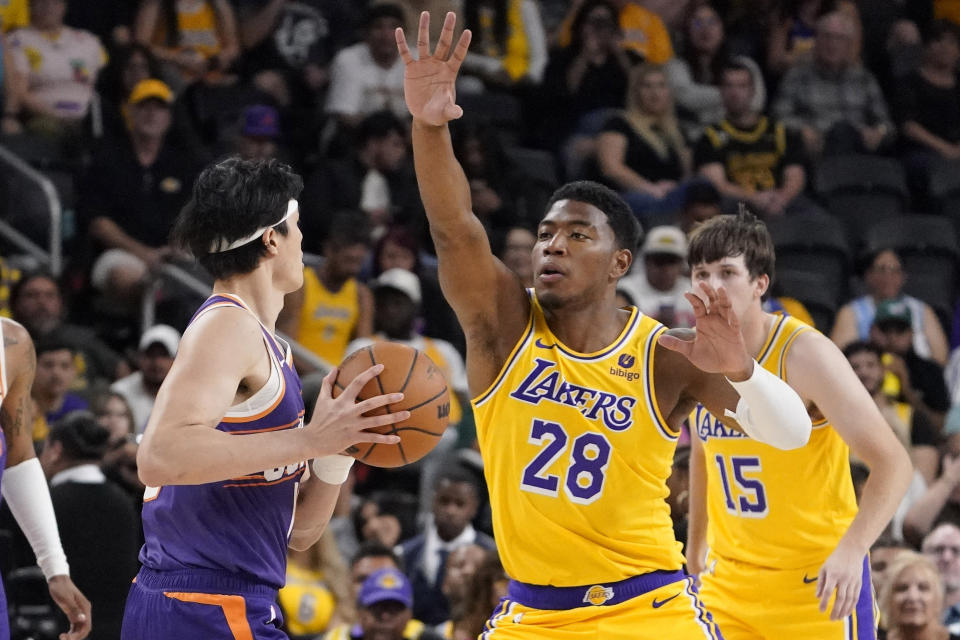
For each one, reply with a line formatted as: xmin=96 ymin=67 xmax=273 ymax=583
xmin=841 ymin=447 xmax=912 ymax=552
xmin=138 ymin=424 xmax=314 ymax=486
xmin=289 ymin=475 xmax=340 ymax=550
xmin=411 ymin=120 xmax=475 ymax=244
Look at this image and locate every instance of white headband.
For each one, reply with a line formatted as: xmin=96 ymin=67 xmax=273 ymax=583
xmin=208 ymin=199 xmax=298 ymax=253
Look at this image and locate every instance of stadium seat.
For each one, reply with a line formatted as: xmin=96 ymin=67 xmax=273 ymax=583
xmin=814 ymin=155 xmax=909 ymax=247
xmin=929 ymin=159 xmax=960 ymax=235
xmin=773 ymin=269 xmax=840 ymax=333
xmin=767 ymin=212 xmax=851 ymax=305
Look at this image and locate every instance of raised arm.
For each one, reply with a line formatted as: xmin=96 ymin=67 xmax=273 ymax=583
xmin=137 ymin=308 xmax=405 ymax=486
xmin=397 ymin=12 xmax=530 ymax=394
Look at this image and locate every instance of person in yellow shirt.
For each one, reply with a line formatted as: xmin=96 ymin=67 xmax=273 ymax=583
xmin=557 ymin=0 xmax=674 ymax=64
xmin=0 ymin=0 xmax=28 ymax=32
xmin=396 ymin=13 xmax=819 ymax=637
xmin=685 ymin=213 xmax=912 ymax=639
xmin=279 ymin=212 xmax=373 ymax=372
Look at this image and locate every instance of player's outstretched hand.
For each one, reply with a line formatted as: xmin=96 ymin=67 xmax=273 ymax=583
xmin=396 ymin=11 xmax=472 ymax=126
xmin=308 ymin=365 xmax=406 ymax=456
xmin=816 ymin=542 xmax=864 ymax=621
xmin=48 ymin=575 xmax=91 ymax=640
xmin=657 ymin=282 xmax=753 ymax=379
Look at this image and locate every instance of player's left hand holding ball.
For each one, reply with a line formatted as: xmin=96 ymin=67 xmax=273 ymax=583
xmin=816 ymin=540 xmax=864 ymax=621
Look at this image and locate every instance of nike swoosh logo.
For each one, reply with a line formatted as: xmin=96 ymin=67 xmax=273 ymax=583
xmin=534 ymin=338 xmax=556 ymax=349
xmin=652 ymin=592 xmax=680 ymax=608
xmin=803 ymin=574 xmax=818 ymax=584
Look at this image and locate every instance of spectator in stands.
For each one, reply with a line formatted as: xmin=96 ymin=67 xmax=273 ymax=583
xmin=279 ymin=211 xmax=373 ymax=371
xmin=90 ymin=390 xmax=135 ymax=445
xmin=872 ymin=534 xmax=911 ymax=595
xmin=302 ymin=111 xmax=422 ymax=246
xmin=369 ymin=226 xmax=464 ymax=355
xmin=0 ymin=0 xmax=28 ymax=33
xmin=5 ymin=0 xmax=107 ymax=137
xmin=904 ymin=450 xmax=960 ymax=548
xmin=436 ymin=543 xmax=488 ymax=639
xmin=325 ymin=567 xmax=445 ymax=640
xmin=96 ymin=42 xmax=162 ymax=138
xmin=459 ymin=0 xmax=548 ymax=90
xmin=134 ymin=0 xmax=240 ymax=87
xmin=279 ymin=530 xmax=352 ymax=637
xmin=538 ymin=0 xmax=636 ymax=148
xmin=10 ymin=271 xmax=123 ymax=385
xmin=496 ymin=225 xmax=536 ymax=288
xmin=594 ymin=63 xmax=691 ymax=216
xmin=833 ymin=249 xmax=950 ymax=365
xmin=696 ymin=59 xmax=809 ymax=217
xmin=677 ymin=180 xmax=723 ymax=235
xmin=91 ymin=390 xmax=142 ymax=506
xmin=846 ymin=340 xmax=940 ymax=483
xmin=618 ymin=226 xmax=696 ymax=328
xmin=325 ymin=2 xmax=407 ymax=130
xmin=880 ymin=551 xmax=960 ymax=640
xmin=895 ymin=20 xmax=960 ymax=204
xmin=39 ymin=411 xmax=139 ymax=640
xmin=869 ymin=301 xmax=951 ymax=431
xmin=234 ymin=103 xmax=283 ymax=162
xmin=668 ymin=4 xmax=761 ymax=138
xmin=773 ymin=10 xmax=893 ymax=156
xmin=398 ymin=462 xmax=496 ymax=626
xmin=451 ymin=550 xmax=507 ymax=640
xmin=923 ymin=523 xmax=960 ymax=633
xmin=766 ymin=0 xmax=830 ymax=76
xmin=557 ymin=0 xmax=674 ymax=65
xmin=349 ymin=542 xmax=404 ymax=605
xmin=31 ymin=332 xmax=89 ymax=442
xmin=64 ymin=0 xmax=134 ymax=50
xmin=110 ymin=323 xmax=179 ymax=433
xmin=81 ymin=78 xmax=204 ymax=306
xmin=235 ymin=0 xmax=349 ymax=109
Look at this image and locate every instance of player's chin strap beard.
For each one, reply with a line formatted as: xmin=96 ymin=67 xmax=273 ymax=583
xmin=207 ymin=199 xmax=297 ymax=253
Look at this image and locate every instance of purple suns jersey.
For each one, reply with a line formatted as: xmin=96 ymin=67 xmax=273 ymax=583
xmin=138 ymin=294 xmax=307 ymax=590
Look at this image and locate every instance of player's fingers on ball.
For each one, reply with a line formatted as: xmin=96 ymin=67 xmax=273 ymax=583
xmin=344 ymin=363 xmax=384 ymax=396
xmin=359 ymin=431 xmax=402 ymax=445
xmin=362 ymin=410 xmax=410 ymax=428
xmin=355 ymin=393 xmax=404 ymax=415
xmin=319 ymin=368 xmax=337 ymax=395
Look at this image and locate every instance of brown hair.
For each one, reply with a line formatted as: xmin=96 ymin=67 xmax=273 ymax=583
xmin=687 ymin=207 xmax=775 ymax=283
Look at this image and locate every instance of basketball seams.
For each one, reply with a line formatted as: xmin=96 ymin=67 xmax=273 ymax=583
xmin=399 ymin=350 xmax=419 ymax=394
xmin=402 ymin=386 xmax=449 ymax=412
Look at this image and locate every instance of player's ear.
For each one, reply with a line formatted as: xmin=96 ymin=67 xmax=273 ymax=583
xmin=611 ymin=248 xmax=632 ymax=280
xmin=262 ymin=229 xmax=280 ymax=256
xmin=755 ymin=273 xmax=769 ymax=298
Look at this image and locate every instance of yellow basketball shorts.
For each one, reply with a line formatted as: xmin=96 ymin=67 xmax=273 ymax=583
xmin=480 ymin=570 xmax=723 ymax=639
xmin=698 ymin=553 xmax=877 ymax=640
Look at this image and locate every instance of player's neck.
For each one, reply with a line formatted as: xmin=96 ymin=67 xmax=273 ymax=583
xmin=213 ymin=274 xmax=285 ymax=332
xmin=740 ymin=308 xmax=775 ymax=359
xmin=543 ymin=302 xmax=631 ymax=354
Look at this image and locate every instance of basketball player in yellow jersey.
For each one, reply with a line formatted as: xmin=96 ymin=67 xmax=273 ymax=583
xmin=397 ymin=13 xmax=817 ymax=638
xmin=684 ymin=212 xmax=913 ymax=639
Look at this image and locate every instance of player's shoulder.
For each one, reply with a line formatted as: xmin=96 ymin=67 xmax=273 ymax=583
xmin=0 ymin=318 xmax=31 ymax=345
xmin=181 ymin=304 xmax=263 ymax=358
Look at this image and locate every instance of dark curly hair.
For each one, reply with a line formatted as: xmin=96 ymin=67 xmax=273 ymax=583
xmin=544 ymin=181 xmax=642 ymax=251
xmin=48 ymin=411 xmax=112 ymax=462
xmin=171 ymin=157 xmax=303 ymax=280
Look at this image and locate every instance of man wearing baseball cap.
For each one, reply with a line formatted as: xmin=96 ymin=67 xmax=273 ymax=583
xmin=110 ymin=324 xmax=181 ymax=434
xmin=236 ymin=104 xmax=283 ymax=162
xmin=322 ymin=568 xmax=444 ymax=640
xmin=618 ymin=226 xmax=696 ymax=328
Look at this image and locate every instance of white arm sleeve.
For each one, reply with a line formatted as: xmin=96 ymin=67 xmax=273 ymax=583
xmin=724 ymin=362 xmax=812 ymax=450
xmin=1 ymin=458 xmax=69 ymax=579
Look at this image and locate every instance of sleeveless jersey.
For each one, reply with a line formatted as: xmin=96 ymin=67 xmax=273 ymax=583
xmin=298 ymin=268 xmax=359 ymax=366
xmin=693 ymin=314 xmax=857 ymax=569
xmin=472 ymin=292 xmax=683 ymax=586
xmin=139 ymin=294 xmax=307 ymax=590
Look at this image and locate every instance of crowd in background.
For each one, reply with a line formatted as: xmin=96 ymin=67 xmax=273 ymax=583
xmin=1 ymin=0 xmax=960 ymax=638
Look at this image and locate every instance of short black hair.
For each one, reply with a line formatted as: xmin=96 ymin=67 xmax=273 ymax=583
xmin=10 ymin=270 xmax=61 ymax=309
xmin=683 ymin=181 xmax=721 ymax=209
xmin=365 ymin=1 xmax=406 ymax=27
xmin=351 ymin=541 xmax=403 ymax=571
xmin=842 ymin=340 xmax=883 ymax=361
xmin=924 ymin=19 xmax=960 ymax=45
xmin=325 ymin=210 xmax=371 ymax=250
xmin=357 ymin=110 xmax=406 ymax=146
xmin=719 ymin=59 xmax=755 ymax=85
xmin=48 ymin=411 xmax=112 ymax=461
xmin=34 ymin=329 xmax=75 ymax=357
xmin=544 ymin=181 xmax=641 ymax=251
xmin=433 ymin=460 xmax=482 ymax=499
xmin=171 ymin=157 xmax=302 ymax=280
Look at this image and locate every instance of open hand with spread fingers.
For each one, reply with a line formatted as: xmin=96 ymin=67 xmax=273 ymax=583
xmin=396 ymin=11 xmax=472 ymax=126
xmin=658 ymin=281 xmax=755 ymax=380
xmin=307 ymin=365 xmax=407 ymax=457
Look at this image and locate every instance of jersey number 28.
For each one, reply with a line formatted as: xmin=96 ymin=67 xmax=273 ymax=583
xmin=520 ymin=419 xmax=611 ymax=504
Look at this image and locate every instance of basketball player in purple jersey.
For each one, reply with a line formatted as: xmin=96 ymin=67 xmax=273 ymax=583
xmin=0 ymin=318 xmax=91 ymax=640
xmin=121 ymin=158 xmax=408 ymax=640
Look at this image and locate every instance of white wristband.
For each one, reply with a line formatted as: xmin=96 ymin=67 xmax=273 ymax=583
xmin=724 ymin=361 xmax=812 ymax=450
xmin=1 ymin=458 xmax=69 ymax=579
xmin=311 ymin=455 xmax=355 ymax=485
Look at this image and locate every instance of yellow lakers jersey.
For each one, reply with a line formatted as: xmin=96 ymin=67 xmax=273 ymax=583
xmin=277 ymin=564 xmax=336 ymax=637
xmin=472 ymin=292 xmax=683 ymax=587
xmin=693 ymin=314 xmax=857 ymax=569
xmin=298 ymin=268 xmax=359 ymax=365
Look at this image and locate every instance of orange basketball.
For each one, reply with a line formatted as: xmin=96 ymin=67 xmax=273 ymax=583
xmin=333 ymin=342 xmax=450 ymax=468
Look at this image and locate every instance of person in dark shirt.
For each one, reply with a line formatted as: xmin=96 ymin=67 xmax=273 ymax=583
xmin=79 ymin=78 xmax=204 ymax=305
xmin=694 ymin=59 xmax=809 ymax=218
xmin=39 ymin=411 xmax=140 ymax=640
